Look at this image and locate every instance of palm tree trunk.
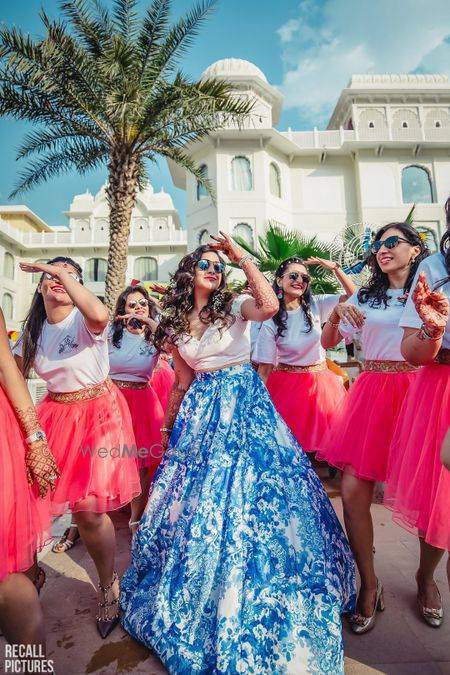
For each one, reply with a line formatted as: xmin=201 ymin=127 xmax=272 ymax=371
xmin=104 ymin=147 xmax=139 ymax=313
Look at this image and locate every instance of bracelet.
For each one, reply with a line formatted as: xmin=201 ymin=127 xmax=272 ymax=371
xmin=418 ymin=324 xmax=445 ymax=341
xmin=238 ymin=254 xmax=254 ymax=268
xmin=160 ymin=427 xmax=173 ymax=433
xmin=25 ymin=430 xmax=47 ymax=445
xmin=332 ymin=262 xmax=341 ymax=272
xmin=327 ymin=313 xmax=340 ymax=328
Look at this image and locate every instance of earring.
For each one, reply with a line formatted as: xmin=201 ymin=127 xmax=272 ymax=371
xmin=277 ymin=286 xmax=283 ymax=300
xmin=411 ymin=257 xmax=416 ymax=264
xmin=212 ymin=291 xmax=224 ymax=311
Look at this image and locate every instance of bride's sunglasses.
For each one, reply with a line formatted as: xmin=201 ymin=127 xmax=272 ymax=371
xmin=370 ymin=235 xmax=410 ymax=255
xmin=284 ymin=271 xmax=311 ymax=284
xmin=44 ymin=272 xmax=81 ymax=282
xmin=197 ymin=259 xmax=225 ymax=274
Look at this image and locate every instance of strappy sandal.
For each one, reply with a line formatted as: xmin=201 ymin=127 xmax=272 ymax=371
xmin=96 ymin=572 xmax=120 ymax=639
xmin=52 ymin=524 xmax=80 ymax=553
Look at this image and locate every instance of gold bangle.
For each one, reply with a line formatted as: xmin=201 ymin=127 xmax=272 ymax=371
xmin=418 ymin=325 xmax=444 ymax=341
xmin=327 ymin=314 xmax=340 ymax=328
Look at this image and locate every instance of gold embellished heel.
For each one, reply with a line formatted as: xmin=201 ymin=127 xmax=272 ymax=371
xmin=350 ymin=579 xmax=384 ymax=635
xmin=96 ymin=572 xmax=120 ymax=639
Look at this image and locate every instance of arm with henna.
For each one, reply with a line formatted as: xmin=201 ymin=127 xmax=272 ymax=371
xmin=160 ymin=348 xmax=195 ymax=450
xmin=0 ymin=310 xmax=59 ymax=496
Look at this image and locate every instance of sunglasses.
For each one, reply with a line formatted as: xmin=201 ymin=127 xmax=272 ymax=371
xmin=127 ymin=299 xmax=148 ymax=309
xmin=370 ymin=236 xmax=411 ymax=255
xmin=197 ymin=259 xmax=225 ymax=274
xmin=44 ymin=272 xmax=81 ymax=282
xmin=284 ymin=271 xmax=311 ymax=284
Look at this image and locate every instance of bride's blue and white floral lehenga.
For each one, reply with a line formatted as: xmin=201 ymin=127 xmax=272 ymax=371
xmin=121 ymin=297 xmax=355 ymax=675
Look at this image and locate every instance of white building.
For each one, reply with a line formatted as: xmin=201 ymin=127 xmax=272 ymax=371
xmin=168 ymin=59 xmax=450 ymax=252
xmin=2 ymin=59 xmax=450 ymax=331
xmin=0 ymin=184 xmax=186 ymax=330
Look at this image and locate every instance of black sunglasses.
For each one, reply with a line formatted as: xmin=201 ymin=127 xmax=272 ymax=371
xmin=370 ymin=235 xmax=411 ymax=255
xmin=284 ymin=271 xmax=310 ymax=284
xmin=197 ymin=259 xmax=225 ymax=274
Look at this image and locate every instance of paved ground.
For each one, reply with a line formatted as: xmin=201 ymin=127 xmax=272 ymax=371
xmin=1 ymin=491 xmax=449 ymax=675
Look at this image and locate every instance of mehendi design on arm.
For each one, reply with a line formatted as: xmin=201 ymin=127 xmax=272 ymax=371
xmin=14 ymin=405 xmax=42 ymax=437
xmin=241 ymin=260 xmax=278 ymax=310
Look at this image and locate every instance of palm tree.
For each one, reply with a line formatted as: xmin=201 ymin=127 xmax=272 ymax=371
xmin=231 ymin=221 xmax=340 ymax=294
xmin=0 ymin=0 xmax=253 ymax=310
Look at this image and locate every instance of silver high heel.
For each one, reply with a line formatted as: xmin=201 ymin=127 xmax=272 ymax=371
xmin=350 ymin=579 xmax=385 ymax=635
xmin=416 ymin=573 xmax=443 ymax=628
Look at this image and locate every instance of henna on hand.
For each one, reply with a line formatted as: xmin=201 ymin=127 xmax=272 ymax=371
xmin=14 ymin=405 xmax=42 ymax=437
xmin=413 ymin=272 xmax=449 ymax=333
xmin=241 ymin=259 xmax=278 ymax=310
xmin=25 ymin=440 xmax=60 ymax=498
xmin=161 ymin=383 xmax=189 ymax=447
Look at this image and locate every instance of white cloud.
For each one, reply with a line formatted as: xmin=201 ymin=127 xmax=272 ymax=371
xmin=276 ymin=0 xmax=450 ymax=128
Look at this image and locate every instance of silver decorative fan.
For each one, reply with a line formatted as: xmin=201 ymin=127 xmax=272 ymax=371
xmin=329 ymin=223 xmax=377 ymax=288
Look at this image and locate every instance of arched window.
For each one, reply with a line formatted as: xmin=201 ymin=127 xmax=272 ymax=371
xmin=232 ymin=223 xmax=254 ymax=248
xmin=269 ymin=162 xmax=282 ymax=198
xmin=416 ymin=227 xmax=439 ymax=253
xmin=401 ymin=166 xmax=434 ymax=204
xmin=231 ymin=156 xmax=252 ymax=191
xmin=3 ymin=252 xmax=14 ymax=279
xmin=198 ymin=229 xmax=210 ymax=246
xmin=2 ymin=293 xmax=13 ymax=320
xmin=134 ymin=257 xmax=158 ymax=281
xmin=32 ymin=259 xmax=47 ymax=283
xmin=196 ymin=164 xmax=208 ymax=200
xmin=85 ymin=258 xmax=107 ymax=283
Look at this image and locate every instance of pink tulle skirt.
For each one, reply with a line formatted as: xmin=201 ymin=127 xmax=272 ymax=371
xmin=118 ymin=386 xmax=164 ymax=471
xmin=317 ymin=370 xmax=418 ymax=482
xmin=266 ymin=368 xmax=347 ymax=453
xmin=0 ymin=387 xmax=51 ymax=581
xmin=385 ymin=364 xmax=450 ymax=551
xmin=150 ymin=359 xmax=175 ymax=412
xmin=37 ymin=384 xmax=140 ymax=515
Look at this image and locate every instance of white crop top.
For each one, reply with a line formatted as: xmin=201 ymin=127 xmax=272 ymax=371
xmin=338 ymin=288 xmax=409 ymax=361
xmin=253 ymin=294 xmax=340 ymax=366
xmin=13 ymin=307 xmax=109 ymax=392
xmin=108 ymin=329 xmax=158 ymax=382
xmin=177 ymin=295 xmax=251 ymax=371
xmin=400 ymin=253 xmax=450 ymax=349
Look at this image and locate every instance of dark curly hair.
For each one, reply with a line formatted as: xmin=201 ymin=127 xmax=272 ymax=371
xmin=111 ymin=285 xmax=157 ymax=348
xmin=272 ymin=257 xmax=314 ymax=337
xmin=435 ymin=196 xmax=450 ymax=289
xmin=153 ymin=245 xmax=236 ymax=351
xmin=21 ymin=256 xmax=84 ymax=378
xmin=358 ymin=222 xmax=429 ymax=307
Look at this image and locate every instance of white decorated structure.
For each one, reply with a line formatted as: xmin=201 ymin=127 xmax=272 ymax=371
xmin=168 ymin=60 xmax=450 ymax=251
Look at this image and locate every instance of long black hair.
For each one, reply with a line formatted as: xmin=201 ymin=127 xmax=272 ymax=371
xmin=111 ymin=285 xmax=157 ymax=348
xmin=435 ymin=197 xmax=450 ymax=288
xmin=358 ymin=222 xmax=429 ymax=308
xmin=153 ymin=245 xmax=235 ymax=351
xmin=21 ymin=256 xmax=83 ymax=378
xmin=272 ymin=257 xmax=314 ymax=337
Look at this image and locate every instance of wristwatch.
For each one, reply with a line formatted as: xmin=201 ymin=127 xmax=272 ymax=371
xmin=25 ymin=430 xmax=47 ymax=445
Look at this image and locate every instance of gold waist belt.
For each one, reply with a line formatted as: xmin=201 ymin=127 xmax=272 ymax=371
xmin=112 ymin=379 xmax=149 ymax=390
xmin=436 ymin=348 xmax=450 ymax=365
xmin=363 ymin=360 xmax=419 ymax=373
xmin=48 ymin=378 xmax=112 ymax=404
xmin=275 ymin=362 xmax=327 ymax=373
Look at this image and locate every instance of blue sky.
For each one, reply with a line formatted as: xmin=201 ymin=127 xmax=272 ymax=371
xmin=1 ymin=0 xmax=449 ymax=226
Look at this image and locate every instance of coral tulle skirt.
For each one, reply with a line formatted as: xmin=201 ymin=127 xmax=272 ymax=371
xmin=118 ymin=385 xmax=165 ymax=473
xmin=266 ymin=367 xmax=347 ymax=453
xmin=150 ymin=359 xmax=174 ymax=412
xmin=0 ymin=387 xmax=51 ymax=581
xmin=317 ymin=371 xmax=418 ymax=482
xmin=385 ymin=364 xmax=450 ymax=551
xmin=37 ymin=383 xmax=140 ymax=515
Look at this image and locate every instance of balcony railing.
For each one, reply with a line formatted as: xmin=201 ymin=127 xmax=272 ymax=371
xmin=285 ymin=125 xmax=449 ymax=149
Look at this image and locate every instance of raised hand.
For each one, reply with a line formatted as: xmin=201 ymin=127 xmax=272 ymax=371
xmin=413 ymin=272 xmax=449 ymax=334
xmin=26 ymin=439 xmax=60 ymax=498
xmin=209 ymin=231 xmax=246 ymax=265
xmin=19 ymin=261 xmax=64 ymax=278
xmin=304 ymin=256 xmax=338 ymax=271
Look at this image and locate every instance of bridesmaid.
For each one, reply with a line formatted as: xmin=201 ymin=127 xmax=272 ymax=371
xmin=15 ymin=256 xmax=140 ymax=638
xmin=0 ymin=305 xmax=59 ymax=651
xmin=318 ymin=222 xmax=428 ymax=633
xmin=121 ymin=235 xmax=355 ymax=675
xmin=385 ymin=207 xmax=450 ymax=627
xmin=254 ymin=256 xmax=355 ymax=454
xmin=109 ymin=284 xmax=163 ymax=534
